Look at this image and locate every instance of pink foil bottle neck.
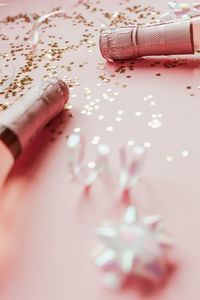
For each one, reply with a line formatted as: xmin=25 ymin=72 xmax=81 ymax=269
xmin=99 ymin=19 xmax=194 ymax=61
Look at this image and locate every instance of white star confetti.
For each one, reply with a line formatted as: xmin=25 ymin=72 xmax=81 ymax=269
xmin=135 ymin=111 xmax=142 ymax=117
xmin=148 ymin=119 xmax=162 ymax=129
xmin=106 ymin=126 xmax=114 ymax=132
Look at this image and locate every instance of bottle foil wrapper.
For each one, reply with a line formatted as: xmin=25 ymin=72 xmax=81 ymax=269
xmin=0 ymin=78 xmax=69 ymax=151
xmin=100 ymin=19 xmax=194 ymax=60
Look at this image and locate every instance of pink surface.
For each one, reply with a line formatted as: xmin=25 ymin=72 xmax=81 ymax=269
xmin=0 ymin=0 xmax=200 ymax=299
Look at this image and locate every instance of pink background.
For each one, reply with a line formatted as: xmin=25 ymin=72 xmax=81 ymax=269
xmin=1 ymin=0 xmax=200 ymax=299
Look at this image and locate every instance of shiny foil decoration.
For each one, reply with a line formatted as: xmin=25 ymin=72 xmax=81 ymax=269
xmin=93 ymin=206 xmax=173 ymax=289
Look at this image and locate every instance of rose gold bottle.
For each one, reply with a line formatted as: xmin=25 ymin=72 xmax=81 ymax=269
xmin=0 ymin=78 xmax=69 ymax=190
xmin=99 ymin=17 xmax=200 ymax=61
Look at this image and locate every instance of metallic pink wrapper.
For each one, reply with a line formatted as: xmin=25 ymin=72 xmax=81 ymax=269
xmin=99 ymin=20 xmax=194 ymax=60
xmin=0 ymin=78 xmax=69 ymax=150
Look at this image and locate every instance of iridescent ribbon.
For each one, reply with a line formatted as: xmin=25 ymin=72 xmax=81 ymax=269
xmin=119 ymin=145 xmax=147 ymax=191
xmin=84 ymin=144 xmax=110 ymax=187
xmin=30 ymin=10 xmax=69 ymax=49
xmin=67 ymin=134 xmax=85 ymax=180
xmin=67 ymin=134 xmax=110 ymax=188
xmin=30 ymin=8 xmax=110 ymax=50
xmin=67 ymin=134 xmax=147 ymax=190
xmin=161 ymin=1 xmax=200 ymax=20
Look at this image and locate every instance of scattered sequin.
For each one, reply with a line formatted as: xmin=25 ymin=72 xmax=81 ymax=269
xmin=118 ymin=110 xmax=124 ymax=115
xmin=144 ymin=142 xmax=151 ymax=148
xmin=181 ymin=150 xmax=189 ymax=157
xmin=166 ymin=156 xmax=173 ymax=162
xmin=148 ymin=119 xmax=162 ymax=129
xmin=92 ymin=136 xmax=100 ymax=145
xmin=74 ymin=127 xmax=81 ymax=133
xmin=88 ymin=161 xmax=96 ymax=169
xmin=98 ymin=115 xmax=105 ymax=120
xmin=115 ymin=117 xmax=122 ymax=122
xmin=107 ymin=126 xmax=114 ymax=132
xmin=127 ymin=140 xmax=135 ymax=146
